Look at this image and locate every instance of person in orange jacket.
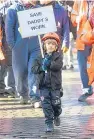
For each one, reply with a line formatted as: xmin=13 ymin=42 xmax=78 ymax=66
xmin=0 ymin=1 xmax=15 ymax=96
xmin=86 ymin=9 xmax=94 ymax=86
xmin=71 ymin=0 xmax=94 ymax=102
xmin=0 ymin=18 xmax=5 ymax=61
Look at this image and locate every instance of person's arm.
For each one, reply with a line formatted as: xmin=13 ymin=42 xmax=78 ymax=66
xmin=5 ymin=8 xmax=16 ymax=49
xmin=71 ymin=0 xmax=85 ymax=31
xmin=80 ymin=20 xmax=94 ymax=45
xmin=71 ymin=0 xmax=79 ymax=27
xmin=61 ymin=8 xmax=69 ymax=50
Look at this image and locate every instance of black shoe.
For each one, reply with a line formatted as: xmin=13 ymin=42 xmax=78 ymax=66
xmin=62 ymin=65 xmax=67 ymax=70
xmin=68 ymin=64 xmax=74 ymax=69
xmin=7 ymin=92 xmax=15 ymax=98
xmin=60 ymin=88 xmax=63 ymax=97
xmin=78 ymin=92 xmax=93 ymax=102
xmin=4 ymin=88 xmax=15 ymax=98
xmin=0 ymin=89 xmax=5 ymax=94
xmin=54 ymin=116 xmax=60 ymax=126
xmin=46 ymin=123 xmax=54 ymax=132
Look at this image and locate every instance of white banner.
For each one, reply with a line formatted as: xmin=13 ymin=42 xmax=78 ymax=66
xmin=17 ymin=6 xmax=57 ymax=38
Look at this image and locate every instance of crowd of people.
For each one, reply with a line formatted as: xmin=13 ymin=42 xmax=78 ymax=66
xmin=0 ymin=0 xmax=94 ymax=132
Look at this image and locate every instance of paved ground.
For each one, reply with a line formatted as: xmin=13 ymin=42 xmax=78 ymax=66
xmin=0 ymin=58 xmax=94 ymax=139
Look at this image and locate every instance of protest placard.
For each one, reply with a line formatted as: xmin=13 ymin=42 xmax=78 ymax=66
xmin=17 ymin=5 xmax=57 ymax=38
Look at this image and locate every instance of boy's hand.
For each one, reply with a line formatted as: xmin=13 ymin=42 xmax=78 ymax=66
xmin=61 ymin=46 xmax=68 ymax=53
xmin=42 ymin=55 xmax=52 ymax=71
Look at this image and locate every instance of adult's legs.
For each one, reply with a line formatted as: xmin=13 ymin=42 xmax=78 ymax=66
xmin=4 ymin=48 xmax=15 ymax=94
xmin=63 ymin=53 xmax=68 ymax=70
xmin=63 ymin=33 xmax=74 ymax=70
xmin=12 ymin=40 xmax=29 ymax=99
xmin=77 ymin=46 xmax=93 ymax=101
xmin=28 ymin=49 xmax=41 ymax=101
xmin=4 ymin=66 xmax=15 ymax=94
xmin=0 ymin=63 xmax=6 ymax=93
xmin=2 ymin=39 xmax=15 ymax=96
xmin=67 ymin=39 xmax=74 ymax=68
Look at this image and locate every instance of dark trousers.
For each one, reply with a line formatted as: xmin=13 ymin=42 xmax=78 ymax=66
xmin=77 ymin=46 xmax=92 ymax=90
xmin=0 ymin=41 xmax=15 ymax=93
xmin=40 ymin=89 xmax=62 ymax=124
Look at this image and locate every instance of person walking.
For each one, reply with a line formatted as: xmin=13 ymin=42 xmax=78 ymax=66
xmin=5 ymin=0 xmax=41 ymax=104
xmin=71 ymin=0 xmax=94 ymax=102
xmin=31 ymin=32 xmax=63 ymax=132
xmin=5 ymin=0 xmax=69 ymax=104
xmin=0 ymin=0 xmax=15 ymax=97
xmin=39 ymin=0 xmax=69 ymax=54
xmin=59 ymin=0 xmax=76 ymax=70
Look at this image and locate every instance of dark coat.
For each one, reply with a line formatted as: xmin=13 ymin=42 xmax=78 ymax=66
xmin=39 ymin=51 xmax=63 ymax=90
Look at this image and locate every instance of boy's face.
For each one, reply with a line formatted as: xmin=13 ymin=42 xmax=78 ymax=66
xmin=44 ymin=39 xmax=57 ymax=54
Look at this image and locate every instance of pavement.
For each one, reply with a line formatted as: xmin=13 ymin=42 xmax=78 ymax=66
xmin=0 ymin=57 xmax=94 ymax=139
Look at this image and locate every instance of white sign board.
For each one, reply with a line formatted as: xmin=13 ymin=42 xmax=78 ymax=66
xmin=17 ymin=6 xmax=57 ymax=38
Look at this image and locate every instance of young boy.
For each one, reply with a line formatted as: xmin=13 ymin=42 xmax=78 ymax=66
xmin=41 ymin=33 xmax=63 ymax=132
xmin=31 ymin=32 xmax=63 ymax=132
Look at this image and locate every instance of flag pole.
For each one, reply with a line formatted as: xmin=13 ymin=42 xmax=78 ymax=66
xmin=38 ymin=35 xmax=44 ymax=58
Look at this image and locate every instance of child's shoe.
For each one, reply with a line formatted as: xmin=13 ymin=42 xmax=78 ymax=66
xmin=54 ymin=116 xmax=60 ymax=126
xmin=45 ymin=123 xmax=54 ymax=132
xmin=62 ymin=65 xmax=67 ymax=70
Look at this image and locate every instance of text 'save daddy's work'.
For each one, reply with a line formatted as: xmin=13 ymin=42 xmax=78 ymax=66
xmin=17 ymin=6 xmax=57 ymax=38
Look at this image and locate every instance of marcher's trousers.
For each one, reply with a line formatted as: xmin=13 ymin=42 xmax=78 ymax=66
xmin=77 ymin=46 xmax=92 ymax=92
xmin=0 ymin=63 xmax=6 ymax=90
xmin=0 ymin=46 xmax=15 ymax=93
xmin=40 ymin=89 xmax=62 ymax=124
xmin=12 ymin=38 xmax=41 ymax=98
xmin=63 ymin=36 xmax=74 ymax=67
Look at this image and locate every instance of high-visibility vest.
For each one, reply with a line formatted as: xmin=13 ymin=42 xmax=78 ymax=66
xmin=80 ymin=20 xmax=94 ymax=45
xmin=71 ymin=0 xmax=91 ymax=50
